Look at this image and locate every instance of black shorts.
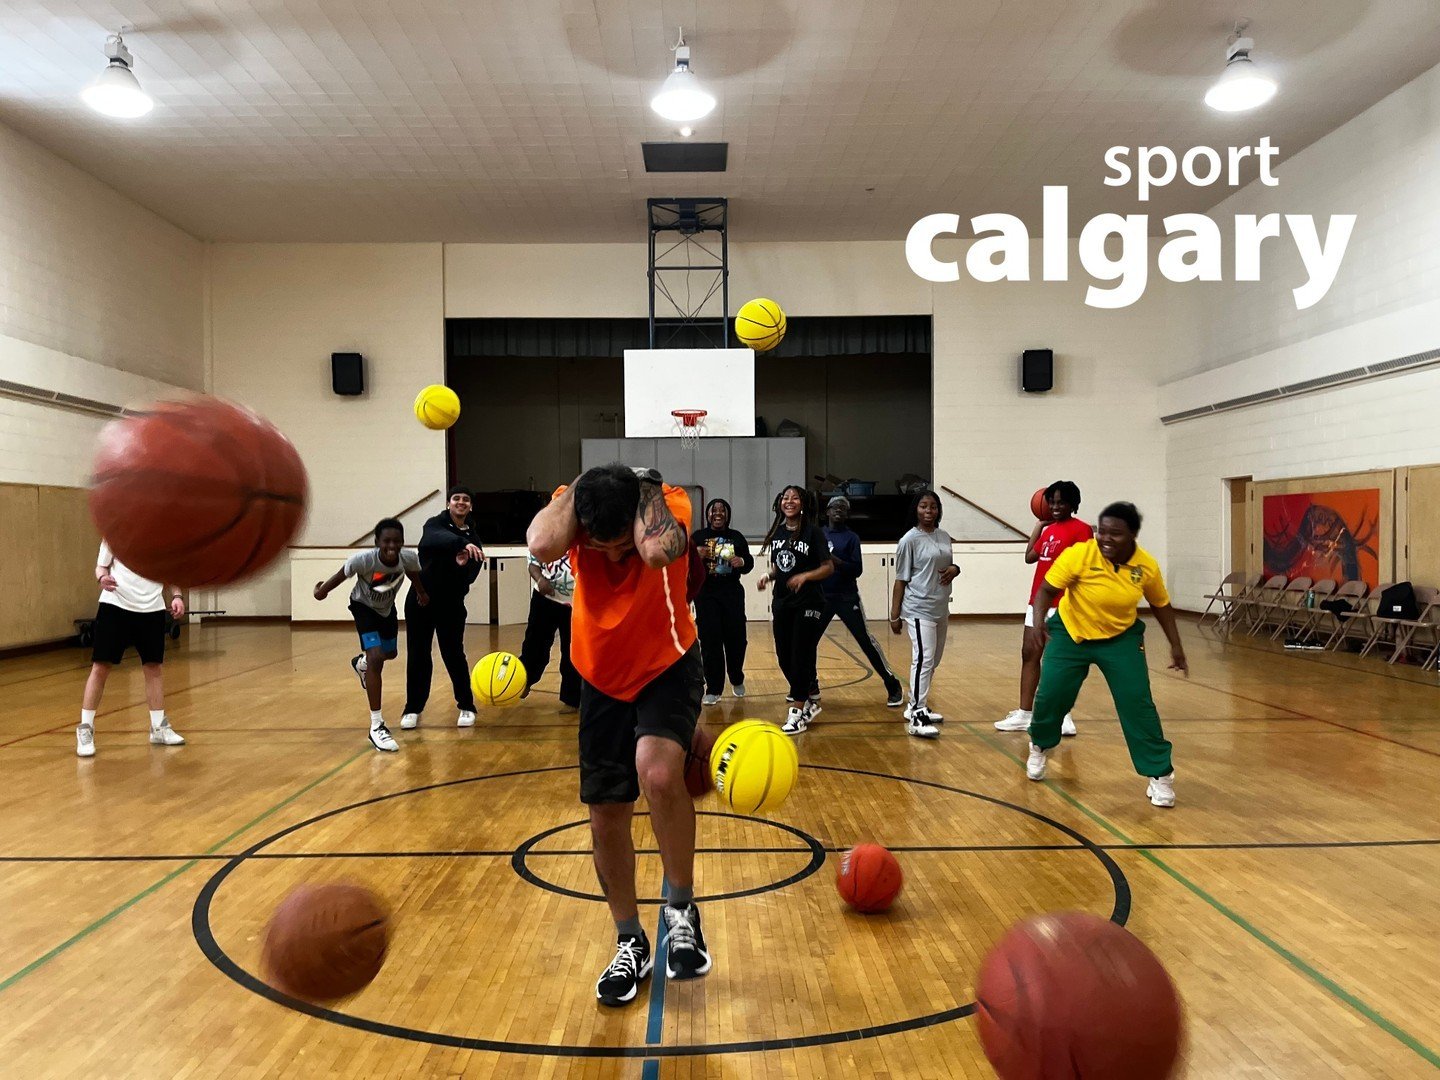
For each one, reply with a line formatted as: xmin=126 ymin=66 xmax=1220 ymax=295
xmin=91 ymin=604 xmax=166 ymax=666
xmin=578 ymin=644 xmax=703 ymax=805
xmin=350 ymin=602 xmax=399 ymax=655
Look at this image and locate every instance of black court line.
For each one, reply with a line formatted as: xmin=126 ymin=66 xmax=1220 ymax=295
xmin=10 ymin=837 xmax=1440 ymax=864
xmin=189 ymin=763 xmax=1129 ymax=1058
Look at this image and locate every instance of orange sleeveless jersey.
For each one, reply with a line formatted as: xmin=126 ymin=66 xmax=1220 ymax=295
xmin=566 ymin=484 xmax=697 ymax=702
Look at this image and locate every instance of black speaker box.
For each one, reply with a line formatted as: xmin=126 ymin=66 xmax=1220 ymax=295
xmin=331 ymin=353 xmax=364 ymax=395
xmin=1021 ymin=349 xmax=1053 ymax=393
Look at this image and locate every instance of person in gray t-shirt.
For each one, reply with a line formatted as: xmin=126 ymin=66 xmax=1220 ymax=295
xmin=889 ymin=491 xmax=959 ymax=736
xmin=314 ymin=517 xmax=427 ymax=752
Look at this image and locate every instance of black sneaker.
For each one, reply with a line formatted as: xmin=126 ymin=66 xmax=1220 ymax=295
xmin=885 ymin=684 xmax=904 ymax=708
xmin=596 ymin=934 xmax=652 ymax=1006
xmin=662 ymin=903 xmax=712 ymax=980
xmin=351 ymin=654 xmax=368 ymax=689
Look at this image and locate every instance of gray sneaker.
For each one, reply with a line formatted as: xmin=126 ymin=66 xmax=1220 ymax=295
xmin=76 ymin=724 xmax=95 ymax=758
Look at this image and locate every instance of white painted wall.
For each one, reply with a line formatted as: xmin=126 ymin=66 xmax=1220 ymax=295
xmin=1162 ymin=61 xmax=1440 ymax=610
xmin=207 ymin=243 xmax=447 ymax=615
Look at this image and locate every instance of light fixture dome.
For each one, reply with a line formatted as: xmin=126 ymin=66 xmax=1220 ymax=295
xmin=81 ymin=33 xmax=153 ymax=118
xmin=651 ymin=30 xmax=715 ymax=123
xmin=1204 ymin=36 xmax=1276 ymax=113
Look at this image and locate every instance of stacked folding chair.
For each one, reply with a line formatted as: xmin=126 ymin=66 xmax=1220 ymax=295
xmin=1275 ymin=579 xmax=1335 ymax=646
xmin=1248 ymin=578 xmax=1312 ymax=638
xmin=1361 ymin=585 xmax=1440 ymax=664
xmin=1199 ymin=571 xmax=1259 ymax=633
xmin=1233 ymin=574 xmax=1288 ymax=635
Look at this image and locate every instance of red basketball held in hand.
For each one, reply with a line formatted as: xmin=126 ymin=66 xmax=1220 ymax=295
xmin=836 ymin=843 xmax=904 ymax=913
xmin=976 ymin=912 xmax=1183 ymax=1080
xmin=89 ymin=396 xmax=308 ymax=586
xmin=262 ymin=883 xmax=389 ymax=1004
xmin=685 ymin=724 xmax=717 ymax=798
xmin=1030 ymin=487 xmax=1051 ymax=520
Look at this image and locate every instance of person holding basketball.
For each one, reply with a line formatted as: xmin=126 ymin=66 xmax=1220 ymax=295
xmin=76 ymin=541 xmax=186 ymax=757
xmin=1024 ymin=502 xmax=1185 ymax=807
xmin=400 ymin=485 xmax=486 ymax=730
xmin=758 ymin=485 xmax=834 ymax=735
xmin=314 ymin=519 xmax=427 ymax=752
xmin=691 ymin=497 xmax=754 ymax=705
xmin=996 ymin=481 xmax=1090 ymax=736
xmin=527 ymin=463 xmax=709 ymax=1007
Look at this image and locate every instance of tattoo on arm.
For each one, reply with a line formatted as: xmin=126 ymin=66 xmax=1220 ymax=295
xmin=638 ymin=483 xmax=687 ymax=561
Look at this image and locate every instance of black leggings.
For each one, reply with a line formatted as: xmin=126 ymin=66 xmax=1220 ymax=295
xmin=518 ymin=591 xmax=581 ymax=707
xmin=694 ymin=589 xmax=748 ymax=693
xmin=772 ymin=601 xmax=826 ymax=702
xmin=819 ymin=594 xmax=901 ymax=692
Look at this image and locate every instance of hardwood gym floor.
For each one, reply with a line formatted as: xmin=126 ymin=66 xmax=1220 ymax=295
xmin=1 ymin=616 xmax=1437 ymax=1078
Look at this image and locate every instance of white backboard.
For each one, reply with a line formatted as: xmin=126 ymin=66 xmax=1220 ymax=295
xmin=623 ymin=348 xmax=755 ymax=437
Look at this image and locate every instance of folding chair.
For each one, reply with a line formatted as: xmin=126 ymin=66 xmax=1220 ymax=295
xmin=1198 ymin=571 xmax=1254 ymax=629
xmin=1234 ymin=574 xmax=1287 ymax=634
xmin=1307 ymin=580 xmax=1368 ymax=649
xmin=1364 ymin=586 xmax=1440 ymax=664
xmin=1248 ymin=578 xmax=1311 ymax=638
xmin=1327 ymin=582 xmax=1391 ymax=652
xmin=1273 ymin=578 xmax=1334 ymax=643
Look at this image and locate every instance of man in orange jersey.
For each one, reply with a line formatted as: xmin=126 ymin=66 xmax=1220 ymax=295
xmin=527 ymin=464 xmax=708 ymax=1007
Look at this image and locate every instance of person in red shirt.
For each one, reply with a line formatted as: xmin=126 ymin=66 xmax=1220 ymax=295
xmin=996 ymin=481 xmax=1092 ymax=735
xmin=527 ymin=463 xmax=709 ymax=1008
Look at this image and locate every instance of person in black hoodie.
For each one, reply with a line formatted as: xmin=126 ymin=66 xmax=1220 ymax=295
xmin=691 ymin=498 xmax=754 ymax=705
xmin=757 ymin=484 xmax=833 ymax=735
xmin=820 ymin=496 xmax=904 ymax=707
xmin=400 ymin=485 xmax=486 ymax=730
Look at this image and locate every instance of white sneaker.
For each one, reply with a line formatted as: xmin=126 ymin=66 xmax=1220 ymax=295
xmin=802 ymin=700 xmax=822 ymax=722
xmin=906 ymin=716 xmax=940 ymax=739
xmin=369 ymin=724 xmax=399 ymax=752
xmin=1026 ymin=743 xmax=1048 ymax=781
xmin=351 ymin=654 xmax=367 ymax=690
xmin=995 ymin=709 xmax=1031 ymax=732
xmin=701 ymin=694 xmax=721 ymax=706
xmin=457 ymin=710 xmax=476 ymax=728
xmin=1061 ymin=714 xmax=1078 ymax=737
xmin=76 ymin=724 xmax=95 ymax=758
xmin=908 ymin=705 xmax=942 ymax=725
xmin=1147 ymin=772 xmax=1176 ymax=808
xmin=781 ymin=706 xmax=809 ymax=735
xmin=400 ymin=713 xmax=420 ymax=730
xmin=148 ymin=720 xmax=185 ymax=746
xmin=732 ymin=683 xmax=746 ymax=699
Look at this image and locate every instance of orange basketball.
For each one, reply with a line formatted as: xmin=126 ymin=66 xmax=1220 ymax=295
xmin=685 ymin=724 xmax=717 ymax=798
xmin=1030 ymin=487 xmax=1051 ymax=520
xmin=262 ymin=883 xmax=389 ymax=1004
xmin=976 ymin=912 xmax=1183 ymax=1080
xmin=836 ymin=843 xmax=903 ymax=913
xmin=89 ymin=397 xmax=308 ymax=586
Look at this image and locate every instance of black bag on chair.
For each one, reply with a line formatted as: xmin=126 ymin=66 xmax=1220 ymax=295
xmin=1319 ymin=597 xmax=1353 ymax=616
xmin=1377 ymin=582 xmax=1420 ymax=620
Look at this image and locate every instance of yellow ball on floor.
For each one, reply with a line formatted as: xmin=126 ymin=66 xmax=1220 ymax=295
xmin=414 ymin=384 xmax=461 ymax=430
xmin=735 ymin=298 xmax=787 ymax=352
xmin=471 ymin=651 xmax=527 ymax=707
xmin=709 ymin=719 xmax=799 ymax=814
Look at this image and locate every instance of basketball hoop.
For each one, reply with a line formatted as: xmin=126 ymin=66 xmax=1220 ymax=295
xmin=671 ymin=408 xmax=707 ymax=448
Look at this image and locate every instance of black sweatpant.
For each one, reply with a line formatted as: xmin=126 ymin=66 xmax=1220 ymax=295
xmin=518 ymin=592 xmax=581 ymax=707
xmin=694 ymin=588 xmax=748 ymax=694
xmin=403 ymin=592 xmax=474 ymax=715
xmin=772 ymin=599 xmax=826 ymax=703
xmin=820 ymin=593 xmax=902 ymax=694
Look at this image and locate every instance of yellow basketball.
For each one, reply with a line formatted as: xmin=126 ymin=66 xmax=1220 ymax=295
xmin=414 ymin=384 xmax=461 ymax=430
xmin=470 ymin=651 xmax=527 ymax=707
xmin=709 ymin=719 xmax=799 ymax=814
xmin=735 ymin=298 xmax=787 ymax=353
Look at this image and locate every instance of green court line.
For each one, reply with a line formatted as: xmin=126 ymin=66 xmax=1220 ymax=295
xmin=962 ymin=723 xmax=1440 ymax=1072
xmin=0 ymin=748 xmax=367 ymax=995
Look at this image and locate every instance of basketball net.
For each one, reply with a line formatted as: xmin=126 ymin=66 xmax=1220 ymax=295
xmin=671 ymin=409 xmax=707 ymax=449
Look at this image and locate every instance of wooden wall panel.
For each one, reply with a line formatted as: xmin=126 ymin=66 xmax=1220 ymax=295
xmin=1246 ymin=470 xmax=1394 ymax=585
xmin=1 ymin=483 xmax=100 ymax=650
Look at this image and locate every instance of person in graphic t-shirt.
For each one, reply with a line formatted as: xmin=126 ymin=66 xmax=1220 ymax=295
xmin=757 ymin=485 xmax=834 ymax=736
xmin=527 ymin=463 xmax=710 ymax=1008
xmin=75 ymin=541 xmax=187 ymax=758
xmin=518 ymin=537 xmax=581 ymax=709
xmin=313 ymin=518 xmax=427 ymax=752
xmin=995 ymin=481 xmax=1091 ymax=737
xmin=691 ymin=498 xmax=754 ymax=705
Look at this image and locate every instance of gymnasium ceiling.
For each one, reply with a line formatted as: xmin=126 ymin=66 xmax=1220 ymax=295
xmin=1 ymin=0 xmax=1438 ymax=242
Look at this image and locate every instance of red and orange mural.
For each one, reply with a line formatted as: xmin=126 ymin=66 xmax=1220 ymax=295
xmin=1262 ymin=489 xmax=1380 ymax=587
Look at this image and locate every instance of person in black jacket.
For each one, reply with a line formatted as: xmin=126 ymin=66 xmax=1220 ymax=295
xmin=691 ymin=498 xmax=754 ymax=705
xmin=757 ymin=485 xmax=833 ymax=735
xmin=820 ymin=496 xmax=904 ymax=707
xmin=401 ymin=486 xmax=486 ymax=730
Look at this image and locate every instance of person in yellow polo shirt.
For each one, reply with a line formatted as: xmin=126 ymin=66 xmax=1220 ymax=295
xmin=1024 ymin=501 xmax=1188 ymax=807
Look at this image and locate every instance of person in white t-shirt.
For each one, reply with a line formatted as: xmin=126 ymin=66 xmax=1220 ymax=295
xmin=77 ymin=541 xmax=186 ymax=757
xmin=518 ymin=551 xmax=580 ymax=709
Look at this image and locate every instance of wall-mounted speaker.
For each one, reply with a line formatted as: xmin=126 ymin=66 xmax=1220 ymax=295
xmin=1021 ymin=349 xmax=1053 ymax=393
xmin=331 ymin=353 xmax=364 ymax=396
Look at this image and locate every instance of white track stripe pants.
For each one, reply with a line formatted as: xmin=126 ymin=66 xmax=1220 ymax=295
xmin=906 ymin=617 xmax=948 ymax=710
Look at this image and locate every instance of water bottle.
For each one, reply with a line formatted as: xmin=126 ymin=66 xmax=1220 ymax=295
xmin=1306 ymin=589 xmax=1315 ymax=608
